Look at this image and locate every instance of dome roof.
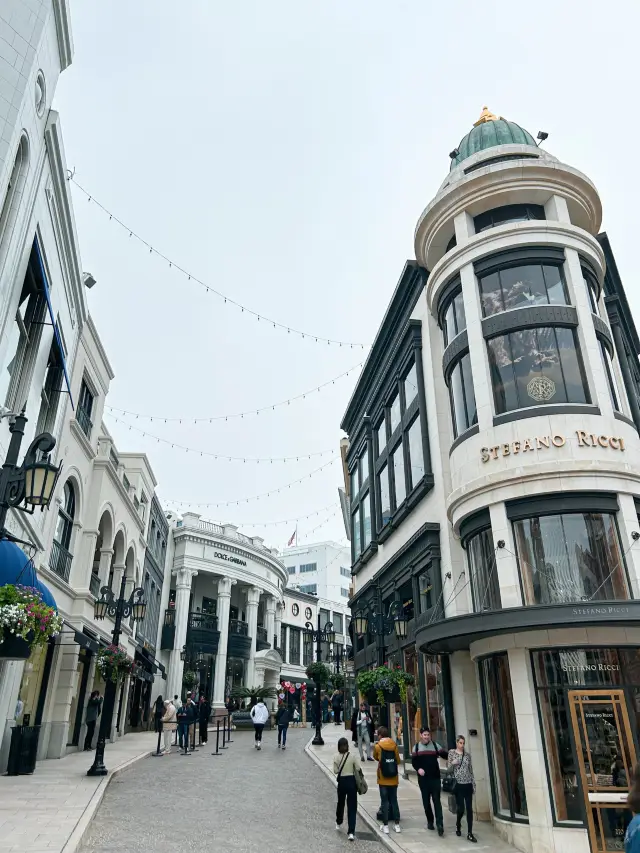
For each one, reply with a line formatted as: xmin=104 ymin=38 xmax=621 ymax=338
xmin=450 ymin=107 xmax=537 ymax=171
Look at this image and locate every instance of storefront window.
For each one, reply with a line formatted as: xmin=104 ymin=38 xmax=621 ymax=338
xmin=480 ymin=263 xmax=567 ymax=317
xmin=481 ymin=654 xmax=528 ymax=821
xmin=513 ymin=512 xmax=629 ymax=605
xmin=466 ymin=527 xmax=501 ymax=612
xmin=404 ymin=647 xmax=420 ymax=750
xmin=423 ymin=654 xmax=447 ymax=746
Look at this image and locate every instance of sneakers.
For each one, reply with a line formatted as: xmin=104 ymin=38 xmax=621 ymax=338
xmin=336 ymin=823 xmax=341 ymax=831
xmin=468 ymin=834 xmax=477 ymax=843
xmin=348 ymin=834 xmax=355 ymax=841
xmin=438 ymin=827 xmax=445 ymax=837
xmin=277 ymin=743 xmax=281 ymax=749
xmin=394 ymin=824 xmax=402 ymax=833
xmin=456 ymin=828 xmax=462 ymax=837
xmin=257 ymin=743 xmax=262 ymax=750
xmin=367 ymin=757 xmax=374 ymax=761
xmin=427 ymin=824 xmax=435 ymax=831
xmin=380 ymin=825 xmax=390 ymax=835
xmin=282 ymin=746 xmax=286 ymax=750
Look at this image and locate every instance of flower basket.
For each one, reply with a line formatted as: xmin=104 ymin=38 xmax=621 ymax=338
xmin=331 ymin=673 xmax=345 ymax=690
xmin=306 ymin=661 xmax=331 ymax=688
xmin=97 ymin=645 xmax=133 ymax=683
xmin=357 ymin=666 xmax=415 ymax=705
xmin=0 ymin=584 xmax=61 ymax=654
xmin=0 ymin=633 xmax=31 ymax=660
xmin=182 ymin=670 xmax=199 ymax=688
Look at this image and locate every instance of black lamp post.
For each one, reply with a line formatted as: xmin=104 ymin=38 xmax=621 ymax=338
xmin=0 ymin=411 xmax=62 ymax=538
xmin=304 ymin=615 xmax=334 ymax=746
xmin=88 ymin=576 xmax=147 ymax=776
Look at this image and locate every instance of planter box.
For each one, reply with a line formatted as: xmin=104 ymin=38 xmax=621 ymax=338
xmin=0 ymin=635 xmax=30 ymax=660
xmin=365 ymin=687 xmax=402 ymax=706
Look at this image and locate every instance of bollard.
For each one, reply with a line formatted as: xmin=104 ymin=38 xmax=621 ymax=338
xmin=221 ymin=717 xmax=227 ymax=749
xmin=152 ymin=721 xmax=163 ymax=757
xmin=211 ymin=720 xmax=220 ymax=756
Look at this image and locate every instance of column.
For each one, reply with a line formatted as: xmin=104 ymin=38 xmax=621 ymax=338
xmin=212 ymin=577 xmax=236 ymax=710
xmin=274 ymin=601 xmax=283 ymax=652
xmin=98 ymin=548 xmax=113 ymax=586
xmin=46 ymin=641 xmax=80 ymax=758
xmin=166 ymin=568 xmax=197 ymax=701
xmin=265 ymin=596 xmax=276 ymax=650
xmin=111 ymin=561 xmax=126 ymax=595
xmin=244 ymin=587 xmax=261 ymax=688
xmin=489 ymin=503 xmax=523 ymax=609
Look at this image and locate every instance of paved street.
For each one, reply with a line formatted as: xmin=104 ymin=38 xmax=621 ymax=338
xmin=80 ymin=728 xmax=382 ymax=851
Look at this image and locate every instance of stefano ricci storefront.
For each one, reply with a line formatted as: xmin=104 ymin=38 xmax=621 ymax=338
xmin=344 ymin=109 xmax=640 ymax=853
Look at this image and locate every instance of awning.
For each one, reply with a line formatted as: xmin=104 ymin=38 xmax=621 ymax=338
xmin=73 ymin=629 xmax=100 ymax=654
xmin=0 ymin=539 xmax=57 ymax=609
xmin=33 ymin=238 xmax=74 ymax=408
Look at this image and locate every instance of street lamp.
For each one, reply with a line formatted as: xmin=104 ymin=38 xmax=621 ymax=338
xmin=87 ymin=576 xmax=147 ymax=776
xmin=0 ymin=411 xmax=62 ymax=537
xmin=352 ymin=597 xmax=408 ymax=660
xmin=303 ymin=616 xmax=334 ymax=747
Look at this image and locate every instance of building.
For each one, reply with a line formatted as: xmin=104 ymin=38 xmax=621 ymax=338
xmin=159 ymin=512 xmax=287 ymax=712
xmin=343 ymin=107 xmax=640 ymax=853
xmin=284 ymin=539 xmax=351 ymax=602
xmin=279 ymin=587 xmax=317 ymax=706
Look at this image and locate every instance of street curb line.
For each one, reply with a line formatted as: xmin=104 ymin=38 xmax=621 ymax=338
xmin=60 ymin=749 xmax=152 ymax=853
xmin=304 ymin=737 xmax=404 ymax=853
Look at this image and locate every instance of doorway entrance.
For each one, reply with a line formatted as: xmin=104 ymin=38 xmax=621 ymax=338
xmin=568 ymin=690 xmax=635 ymax=852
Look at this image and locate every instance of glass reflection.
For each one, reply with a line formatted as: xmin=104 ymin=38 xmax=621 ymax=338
xmin=480 ymin=263 xmax=567 ymax=317
xmin=467 ymin=527 xmax=501 ymax=612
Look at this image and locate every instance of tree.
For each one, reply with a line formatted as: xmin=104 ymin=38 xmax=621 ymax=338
xmin=230 ymin=685 xmax=278 ymax=707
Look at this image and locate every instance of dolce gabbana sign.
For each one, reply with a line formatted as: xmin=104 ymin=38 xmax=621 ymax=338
xmin=214 ymin=551 xmax=247 ymax=567
xmin=481 ymin=431 xmax=626 ymax=462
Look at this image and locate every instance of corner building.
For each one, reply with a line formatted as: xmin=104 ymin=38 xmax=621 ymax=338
xmin=343 ymin=108 xmax=640 ymax=853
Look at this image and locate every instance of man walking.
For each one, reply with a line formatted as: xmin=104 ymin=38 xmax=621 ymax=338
xmin=176 ymin=698 xmax=191 ymax=749
xmin=275 ymin=701 xmax=290 ymax=749
xmin=373 ymin=726 xmax=402 ymax=835
xmin=250 ymin=698 xmax=269 ymax=749
xmin=84 ymin=690 xmax=102 ymax=751
xmin=411 ymin=727 xmax=449 ymax=836
xmin=198 ymin=695 xmax=211 ymax=745
xmin=354 ymin=702 xmax=373 ymax=761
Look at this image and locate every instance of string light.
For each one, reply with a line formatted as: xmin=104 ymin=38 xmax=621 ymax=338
xmin=105 ymin=412 xmax=335 ymax=463
xmin=104 ymin=361 xmax=363 ymax=423
xmin=298 ymin=508 xmax=341 ymax=541
xmin=161 ymin=500 xmax=339 ymax=525
xmin=69 ymin=175 xmax=368 ymax=349
xmin=159 ymin=456 xmax=339 ymax=508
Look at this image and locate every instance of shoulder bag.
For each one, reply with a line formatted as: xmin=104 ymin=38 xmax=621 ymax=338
xmin=354 ymin=758 xmax=369 ymax=795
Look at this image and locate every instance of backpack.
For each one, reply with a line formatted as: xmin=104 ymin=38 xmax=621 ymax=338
xmin=379 ymin=747 xmax=398 ymax=779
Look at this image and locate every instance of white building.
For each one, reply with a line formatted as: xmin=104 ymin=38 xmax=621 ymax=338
xmin=284 ymin=540 xmax=351 ymax=602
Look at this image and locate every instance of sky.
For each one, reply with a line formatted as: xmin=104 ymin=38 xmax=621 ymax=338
xmin=52 ymin=0 xmax=640 ymax=551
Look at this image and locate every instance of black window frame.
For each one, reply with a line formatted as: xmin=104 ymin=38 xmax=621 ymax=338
xmin=437 ymin=278 xmax=467 ymax=348
xmin=600 ymin=338 xmax=622 ymax=412
xmin=473 ymin=203 xmax=545 ymax=235
xmin=479 ymin=259 xmax=569 ymax=318
xmin=582 ymin=264 xmax=602 ymax=316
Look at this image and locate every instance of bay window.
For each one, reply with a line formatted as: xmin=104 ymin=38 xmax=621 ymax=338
xmin=448 ymin=352 xmax=477 ymax=436
xmin=479 ymin=261 xmax=567 ymax=317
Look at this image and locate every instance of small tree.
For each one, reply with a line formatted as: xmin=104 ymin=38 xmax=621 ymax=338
xmin=230 ymin=685 xmax=277 ymax=708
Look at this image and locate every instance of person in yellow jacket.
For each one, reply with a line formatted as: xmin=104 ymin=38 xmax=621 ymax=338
xmin=373 ymin=726 xmax=402 ymax=835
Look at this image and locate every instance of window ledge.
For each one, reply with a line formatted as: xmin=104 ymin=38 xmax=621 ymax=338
xmin=449 ymin=424 xmax=479 ymax=455
xmin=375 ymin=475 xmax=435 ymax=547
xmin=614 ymin=410 xmax=638 ymax=430
xmin=493 ymin=404 xmax=600 ymax=426
xmin=70 ymin=419 xmax=96 ymax=462
xmin=352 ymin=541 xmax=378 ymax=574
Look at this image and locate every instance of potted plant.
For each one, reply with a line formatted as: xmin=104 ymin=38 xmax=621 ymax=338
xmin=182 ymin=670 xmax=199 ymax=689
xmin=306 ymin=661 xmax=331 ymax=688
xmin=0 ymin=584 xmax=62 ymax=660
xmin=96 ymin=645 xmax=133 ymax=683
xmin=357 ymin=665 xmax=415 ymax=705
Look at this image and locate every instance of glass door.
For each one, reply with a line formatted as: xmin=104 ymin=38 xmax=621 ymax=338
xmin=568 ymin=690 xmax=636 ymax=852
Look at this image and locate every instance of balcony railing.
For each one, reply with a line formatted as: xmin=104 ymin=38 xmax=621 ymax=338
xmin=76 ymin=406 xmax=93 ymax=439
xmin=256 ymin=626 xmax=268 ymax=643
xmin=229 ymin=618 xmax=248 ymax=635
xmin=189 ymin=612 xmax=218 ymax=632
xmin=49 ymin=540 xmax=72 ymax=582
xmin=89 ymin=573 xmax=101 ymax=598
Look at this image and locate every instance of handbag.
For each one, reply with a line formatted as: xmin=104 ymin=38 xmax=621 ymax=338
xmin=441 ymin=771 xmax=457 ymax=793
xmin=355 ymin=764 xmax=368 ymax=795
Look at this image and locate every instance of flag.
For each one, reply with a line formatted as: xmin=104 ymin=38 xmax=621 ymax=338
xmin=287 ymin=528 xmax=297 ymax=547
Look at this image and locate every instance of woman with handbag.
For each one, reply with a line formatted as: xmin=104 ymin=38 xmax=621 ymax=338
xmin=448 ymin=735 xmax=477 ymax=843
xmin=333 ymin=736 xmax=365 ymax=841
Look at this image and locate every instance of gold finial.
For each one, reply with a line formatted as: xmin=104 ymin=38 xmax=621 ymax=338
xmin=474 ymin=106 xmax=500 ymax=126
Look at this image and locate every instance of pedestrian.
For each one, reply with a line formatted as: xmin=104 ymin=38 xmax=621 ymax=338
xmin=411 ymin=727 xmax=448 ymax=836
xmin=84 ymin=690 xmax=102 ymax=751
xmin=353 ymin=702 xmax=373 ymax=761
xmin=275 ymin=701 xmax=290 ymax=749
xmin=333 ymin=736 xmax=360 ymax=841
xmin=322 ymin=693 xmax=329 ymax=723
xmin=448 ymin=735 xmax=477 ymax=842
xmin=292 ymin=706 xmax=300 ymax=727
xmin=198 ymin=695 xmax=211 ymax=745
xmin=250 ymin=698 xmax=269 ymax=749
xmin=373 ymin=726 xmax=402 ymax=835
xmin=176 ymin=698 xmax=191 ymax=749
xmin=307 ymin=698 xmax=316 ymax=726
xmin=161 ymin=699 xmax=177 ymax=752
xmin=332 ymin=688 xmax=344 ymax=725
xmin=626 ymin=764 xmax=640 ymax=853
xmin=153 ymin=695 xmax=164 ymax=733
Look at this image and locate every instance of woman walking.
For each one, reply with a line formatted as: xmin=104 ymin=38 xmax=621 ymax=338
xmin=333 ymin=736 xmax=360 ymax=841
xmin=448 ymin=735 xmax=477 ymax=843
xmin=153 ymin=695 xmax=164 ymax=734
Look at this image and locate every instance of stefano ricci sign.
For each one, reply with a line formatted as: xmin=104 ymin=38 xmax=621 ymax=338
xmin=481 ymin=431 xmax=626 ymax=462
xmin=214 ymin=550 xmax=247 ymax=567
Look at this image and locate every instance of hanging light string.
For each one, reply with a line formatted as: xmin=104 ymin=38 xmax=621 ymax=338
xmin=160 ymin=456 xmax=339 ymax=508
xmin=160 ymin=499 xmax=338 ymax=524
xmin=298 ymin=508 xmax=341 ymax=542
xmin=105 ymin=411 xmax=335 ymax=463
xmin=104 ymin=361 xmax=363 ymax=424
xmin=68 ymin=175 xmax=367 ymax=349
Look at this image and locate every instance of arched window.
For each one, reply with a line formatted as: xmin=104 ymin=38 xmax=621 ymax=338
xmin=0 ymin=135 xmax=29 ymax=268
xmin=54 ymin=481 xmax=75 ymax=550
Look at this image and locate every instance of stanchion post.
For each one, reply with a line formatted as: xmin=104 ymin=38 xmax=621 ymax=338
xmin=211 ymin=720 xmax=220 ymax=756
xmin=152 ymin=721 xmax=163 ymax=757
xmin=227 ymin=714 xmax=233 ymax=743
xmin=221 ymin=716 xmax=227 ymax=749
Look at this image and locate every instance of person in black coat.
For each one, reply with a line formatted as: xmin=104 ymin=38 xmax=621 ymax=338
xmin=198 ymin=696 xmax=211 ymax=744
xmin=153 ymin=695 xmax=164 ymax=733
xmin=275 ymin=702 xmax=290 ymax=749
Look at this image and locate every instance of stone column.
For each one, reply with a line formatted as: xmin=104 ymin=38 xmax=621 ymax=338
xmin=166 ymin=568 xmax=197 ymax=701
xmin=274 ymin=601 xmax=283 ymax=652
xmin=46 ymin=641 xmax=80 ymax=758
xmin=111 ymin=561 xmax=126 ymax=595
xmin=98 ymin=548 xmax=113 ymax=586
xmin=265 ymin=596 xmax=276 ymax=650
xmin=212 ymin=577 xmax=236 ymax=710
xmin=244 ymin=587 xmax=261 ymax=687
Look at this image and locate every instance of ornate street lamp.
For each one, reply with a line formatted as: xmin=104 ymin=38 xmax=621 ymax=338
xmin=303 ymin=616 xmax=335 ymax=747
xmin=88 ymin=576 xmax=147 ymax=777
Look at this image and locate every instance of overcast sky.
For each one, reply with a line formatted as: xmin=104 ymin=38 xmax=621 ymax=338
xmin=52 ymin=0 xmax=640 ymax=551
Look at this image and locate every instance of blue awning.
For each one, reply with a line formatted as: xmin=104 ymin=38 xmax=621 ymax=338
xmin=0 ymin=539 xmax=57 ymax=610
xmin=33 ymin=238 xmax=74 ymax=409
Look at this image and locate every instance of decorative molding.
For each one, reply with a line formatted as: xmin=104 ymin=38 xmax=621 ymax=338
xmin=492 ymin=403 xmax=600 ymax=427
xmin=593 ymin=314 xmax=614 ymax=354
xmin=52 ymin=0 xmax=74 ymax=70
xmin=481 ymin=304 xmax=578 ymax=339
xmin=449 ymin=423 xmax=479 ymax=455
xmin=70 ymin=419 xmax=96 ymax=462
xmin=442 ymin=329 xmax=469 ymax=379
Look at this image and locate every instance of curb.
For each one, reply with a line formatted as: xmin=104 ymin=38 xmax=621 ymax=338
xmin=304 ymin=736 xmax=404 ymax=853
xmin=61 ymin=748 xmax=152 ymax=853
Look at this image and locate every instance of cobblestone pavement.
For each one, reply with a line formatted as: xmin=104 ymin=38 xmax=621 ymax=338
xmin=81 ymin=727 xmax=382 ymax=851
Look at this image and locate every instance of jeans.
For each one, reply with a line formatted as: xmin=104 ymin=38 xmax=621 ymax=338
xmin=254 ymin=723 xmax=265 ymax=742
xmin=178 ymin=722 xmax=189 ymax=748
xmin=84 ymin=719 xmax=96 ymax=750
xmin=278 ymin=725 xmax=288 ymax=746
xmin=379 ymin=785 xmax=400 ymax=825
xmin=455 ymin=782 xmax=474 ymax=833
xmin=418 ymin=776 xmax=443 ymax=828
xmin=357 ymin=727 xmax=371 ymax=760
xmin=337 ymin=776 xmax=357 ymax=834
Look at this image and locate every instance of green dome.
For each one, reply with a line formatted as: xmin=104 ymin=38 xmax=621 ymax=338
xmin=450 ymin=108 xmax=536 ymax=171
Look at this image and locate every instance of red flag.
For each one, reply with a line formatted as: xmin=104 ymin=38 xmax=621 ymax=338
xmin=287 ymin=528 xmax=297 ymax=547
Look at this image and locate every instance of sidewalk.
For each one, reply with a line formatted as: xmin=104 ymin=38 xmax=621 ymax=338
xmin=306 ymin=727 xmax=520 ymax=853
xmin=0 ymin=731 xmax=158 ymax=853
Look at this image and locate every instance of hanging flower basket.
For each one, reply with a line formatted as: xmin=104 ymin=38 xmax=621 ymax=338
xmin=306 ymin=661 xmax=331 ymax=688
xmin=357 ymin=666 xmax=415 ymax=705
xmin=96 ymin=645 xmax=133 ymax=683
xmin=182 ymin=670 xmax=199 ymax=688
xmin=331 ymin=673 xmax=345 ymax=690
xmin=0 ymin=584 xmax=62 ymax=657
